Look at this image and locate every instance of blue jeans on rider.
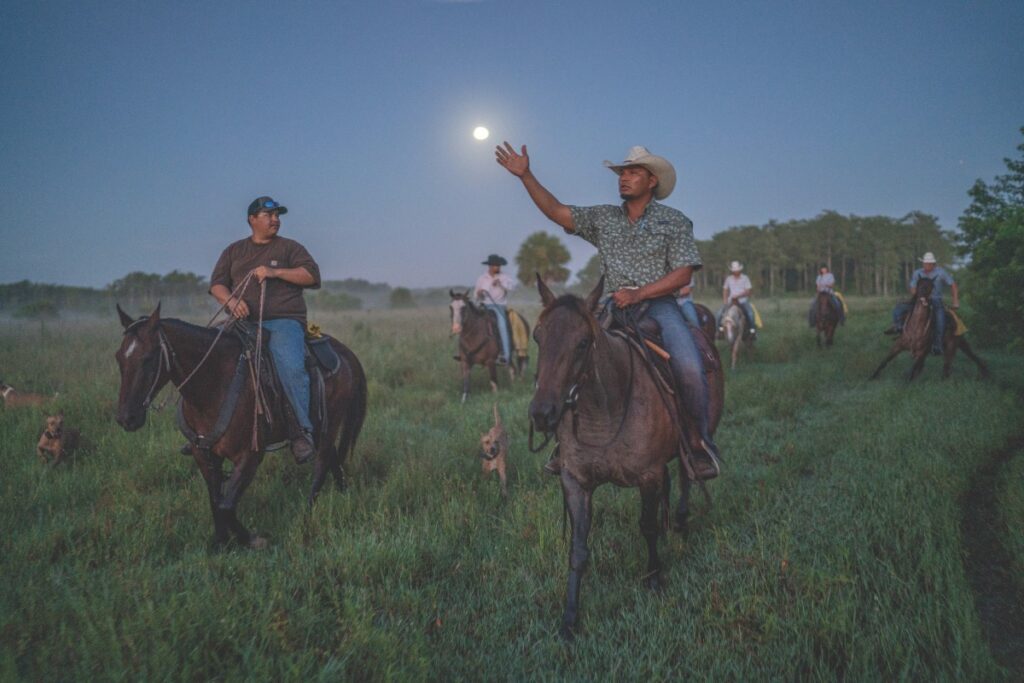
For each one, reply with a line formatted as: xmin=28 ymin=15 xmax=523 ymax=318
xmin=485 ymin=304 xmax=511 ymax=361
xmin=645 ymin=298 xmax=718 ymax=458
xmin=262 ymin=318 xmax=313 ymax=435
xmin=677 ymin=298 xmax=700 ymax=328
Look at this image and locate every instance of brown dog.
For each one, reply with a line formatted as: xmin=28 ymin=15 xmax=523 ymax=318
xmin=37 ymin=413 xmax=79 ymax=466
xmin=1 ymin=379 xmax=51 ymax=408
xmin=479 ymin=403 xmax=509 ymax=496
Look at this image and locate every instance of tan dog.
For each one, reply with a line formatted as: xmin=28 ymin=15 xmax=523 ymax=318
xmin=479 ymin=403 xmax=509 ymax=496
xmin=1 ymin=379 xmax=51 ymax=408
xmin=37 ymin=413 xmax=79 ymax=466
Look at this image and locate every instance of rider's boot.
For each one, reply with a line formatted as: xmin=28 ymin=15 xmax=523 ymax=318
xmin=291 ymin=431 xmax=316 ymax=465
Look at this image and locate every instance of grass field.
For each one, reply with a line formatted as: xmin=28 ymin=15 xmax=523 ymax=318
xmin=1 ymin=296 xmax=1023 ymax=680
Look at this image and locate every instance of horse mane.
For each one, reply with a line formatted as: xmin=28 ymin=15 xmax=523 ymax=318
xmin=538 ymin=294 xmax=603 ymax=341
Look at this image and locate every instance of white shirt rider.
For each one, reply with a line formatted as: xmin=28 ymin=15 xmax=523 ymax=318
xmin=475 ymin=271 xmax=515 ymax=305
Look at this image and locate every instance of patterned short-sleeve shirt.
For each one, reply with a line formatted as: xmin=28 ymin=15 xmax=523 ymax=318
xmin=568 ymin=201 xmax=703 ymax=291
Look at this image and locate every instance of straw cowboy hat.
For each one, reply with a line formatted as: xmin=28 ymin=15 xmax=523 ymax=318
xmin=604 ymin=146 xmax=677 ymax=200
xmin=729 ymin=261 xmax=744 ymax=272
xmin=919 ymin=252 xmax=937 ymax=264
xmin=482 ymin=254 xmax=508 ymax=266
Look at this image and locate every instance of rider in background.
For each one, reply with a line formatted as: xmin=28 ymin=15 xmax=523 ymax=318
xmin=474 ymin=254 xmax=516 ymax=365
xmin=885 ymin=251 xmax=959 ymax=354
xmin=719 ymin=261 xmax=756 ymax=340
xmin=209 ymin=196 xmax=321 ymax=464
xmin=808 ymin=264 xmax=845 ymax=327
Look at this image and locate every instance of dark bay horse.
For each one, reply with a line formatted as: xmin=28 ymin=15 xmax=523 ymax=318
xmin=114 ymin=304 xmax=367 ymax=548
xmin=814 ymin=291 xmax=841 ymax=348
xmin=530 ymin=277 xmax=724 ymax=639
xmin=870 ymin=278 xmax=989 ymax=380
xmin=449 ymin=289 xmax=529 ymax=402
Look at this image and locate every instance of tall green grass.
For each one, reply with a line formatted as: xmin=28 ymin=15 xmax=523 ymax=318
xmin=1 ymin=298 xmax=1021 ymax=680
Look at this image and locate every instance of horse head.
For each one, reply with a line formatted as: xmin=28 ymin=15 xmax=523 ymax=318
xmin=529 ymin=275 xmax=604 ymax=432
xmin=916 ymin=276 xmax=935 ymax=301
xmin=114 ymin=303 xmax=170 ymax=432
xmin=449 ymin=288 xmax=473 ymax=335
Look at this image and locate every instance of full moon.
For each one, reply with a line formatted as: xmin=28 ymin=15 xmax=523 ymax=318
xmin=473 ymin=126 xmax=490 ymax=141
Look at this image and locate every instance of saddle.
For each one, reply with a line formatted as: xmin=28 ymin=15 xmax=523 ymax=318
xmin=600 ymin=302 xmax=721 ymax=479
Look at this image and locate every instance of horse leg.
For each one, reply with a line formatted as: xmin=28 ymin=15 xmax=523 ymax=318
xmin=461 ymin=360 xmax=471 ymax=403
xmin=487 ymin=361 xmax=498 ymax=394
xmin=195 ymin=454 xmax=229 ymax=546
xmin=826 ymin=323 xmax=835 ymax=347
xmin=870 ymin=347 xmax=903 ymax=380
xmin=218 ymin=451 xmax=266 ymax=549
xmin=307 ymin=443 xmax=336 ymax=509
xmin=956 ymin=337 xmax=990 ymax=378
xmin=640 ymin=484 xmax=663 ymax=592
xmin=560 ymin=472 xmax=592 ymax=640
xmin=674 ymin=471 xmax=692 ymax=533
xmin=731 ymin=339 xmax=739 ymax=370
xmin=908 ymin=353 xmax=927 ymax=381
xmin=816 ymin=325 xmax=822 ymax=348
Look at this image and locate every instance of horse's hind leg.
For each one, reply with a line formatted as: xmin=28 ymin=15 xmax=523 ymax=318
xmin=908 ymin=354 xmax=927 ymax=381
xmin=957 ymin=337 xmax=990 ymax=378
xmin=307 ymin=445 xmax=335 ymax=509
xmin=639 ymin=484 xmax=663 ymax=591
xmin=559 ymin=473 xmax=592 ymax=640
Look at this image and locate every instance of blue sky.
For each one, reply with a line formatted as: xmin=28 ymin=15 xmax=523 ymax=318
xmin=2 ymin=0 xmax=1022 ymax=289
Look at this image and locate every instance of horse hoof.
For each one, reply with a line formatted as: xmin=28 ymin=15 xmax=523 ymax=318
xmin=644 ymin=574 xmax=662 ymax=592
xmin=248 ymin=535 xmax=268 ymax=550
xmin=558 ymin=623 xmax=576 ymax=642
xmin=673 ymin=514 xmax=689 ymax=534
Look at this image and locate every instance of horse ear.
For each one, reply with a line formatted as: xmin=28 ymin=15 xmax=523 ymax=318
xmin=145 ymin=302 xmax=162 ymax=328
xmin=449 ymin=288 xmax=456 ymax=299
xmin=537 ymin=273 xmax=555 ymax=307
xmin=116 ymin=304 xmax=133 ymax=329
xmin=584 ymin=276 xmax=605 ymax=313
xmin=463 ymin=288 xmax=471 ymax=299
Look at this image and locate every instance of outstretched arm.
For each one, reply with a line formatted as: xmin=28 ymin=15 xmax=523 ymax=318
xmin=495 ymin=142 xmax=574 ymax=233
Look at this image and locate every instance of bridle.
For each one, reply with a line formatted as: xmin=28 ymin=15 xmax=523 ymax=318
xmin=123 ymin=318 xmax=176 ymax=410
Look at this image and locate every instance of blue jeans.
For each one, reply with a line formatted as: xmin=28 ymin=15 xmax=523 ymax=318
xmin=485 ymin=304 xmax=511 ymax=360
xmin=262 ymin=318 xmax=312 ymax=434
xmin=645 ymin=298 xmax=717 ymax=454
xmin=677 ymin=298 xmax=700 ymax=328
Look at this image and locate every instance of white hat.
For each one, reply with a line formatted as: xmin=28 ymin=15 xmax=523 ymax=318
xmin=920 ymin=252 xmax=937 ymax=264
xmin=729 ymin=260 xmax=743 ymax=272
xmin=604 ymin=146 xmax=677 ymax=200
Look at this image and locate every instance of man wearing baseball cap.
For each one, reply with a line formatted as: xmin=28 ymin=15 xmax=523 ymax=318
xmin=886 ymin=251 xmax=959 ymax=354
xmin=208 ymin=196 xmax=322 ymax=463
xmin=495 ymin=142 xmax=720 ymax=478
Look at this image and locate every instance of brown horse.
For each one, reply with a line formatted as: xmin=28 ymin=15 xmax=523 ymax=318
xmin=449 ymin=289 xmax=529 ymax=402
xmin=114 ymin=304 xmax=367 ymax=548
xmin=870 ymin=278 xmax=989 ymax=380
xmin=691 ymin=302 xmax=718 ymax=342
xmin=529 ymin=277 xmax=724 ymax=639
xmin=814 ymin=291 xmax=841 ymax=348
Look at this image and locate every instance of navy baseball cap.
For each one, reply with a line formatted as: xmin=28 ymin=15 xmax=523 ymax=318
xmin=247 ymin=196 xmax=288 ymax=216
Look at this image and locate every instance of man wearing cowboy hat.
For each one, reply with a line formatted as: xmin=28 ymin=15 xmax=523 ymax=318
xmin=475 ymin=254 xmax=516 ymax=364
xmin=886 ymin=251 xmax=959 ymax=353
xmin=495 ymin=142 xmax=721 ymax=476
xmin=209 ymin=196 xmax=321 ymax=463
xmin=720 ymin=261 xmax=757 ymax=338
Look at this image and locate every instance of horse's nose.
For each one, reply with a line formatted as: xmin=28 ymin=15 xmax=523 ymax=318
xmin=452 ymin=323 xmax=462 ymax=335
xmin=116 ymin=408 xmax=145 ymax=432
xmin=529 ymin=398 xmax=558 ymax=432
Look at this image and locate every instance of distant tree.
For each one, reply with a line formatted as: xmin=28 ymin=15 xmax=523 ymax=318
xmin=515 ymin=231 xmax=571 ymax=285
xmin=957 ymin=126 xmax=1024 ymax=350
xmin=573 ymin=254 xmax=603 ymax=292
xmin=389 ymin=287 xmax=416 ymax=309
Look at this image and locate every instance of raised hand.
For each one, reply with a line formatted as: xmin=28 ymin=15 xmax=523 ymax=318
xmin=495 ymin=142 xmax=530 ymax=177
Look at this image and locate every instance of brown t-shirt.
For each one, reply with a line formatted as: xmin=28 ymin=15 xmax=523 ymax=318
xmin=210 ymin=236 xmax=321 ymax=323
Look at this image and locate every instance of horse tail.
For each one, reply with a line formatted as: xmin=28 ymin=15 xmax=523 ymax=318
xmin=337 ymin=348 xmax=368 ymax=465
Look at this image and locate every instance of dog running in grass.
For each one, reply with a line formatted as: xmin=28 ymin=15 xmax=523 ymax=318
xmin=1 ymin=379 xmax=53 ymax=408
xmin=479 ymin=403 xmax=510 ymax=496
xmin=37 ymin=413 xmax=79 ymax=466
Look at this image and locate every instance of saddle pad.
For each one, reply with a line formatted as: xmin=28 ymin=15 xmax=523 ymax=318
xmin=947 ymin=308 xmax=968 ymax=336
xmin=509 ymin=309 xmax=530 ymax=357
xmin=307 ymin=335 xmax=341 ymax=375
xmin=750 ymin=303 xmax=764 ymax=329
xmin=834 ymin=291 xmax=849 ymax=314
